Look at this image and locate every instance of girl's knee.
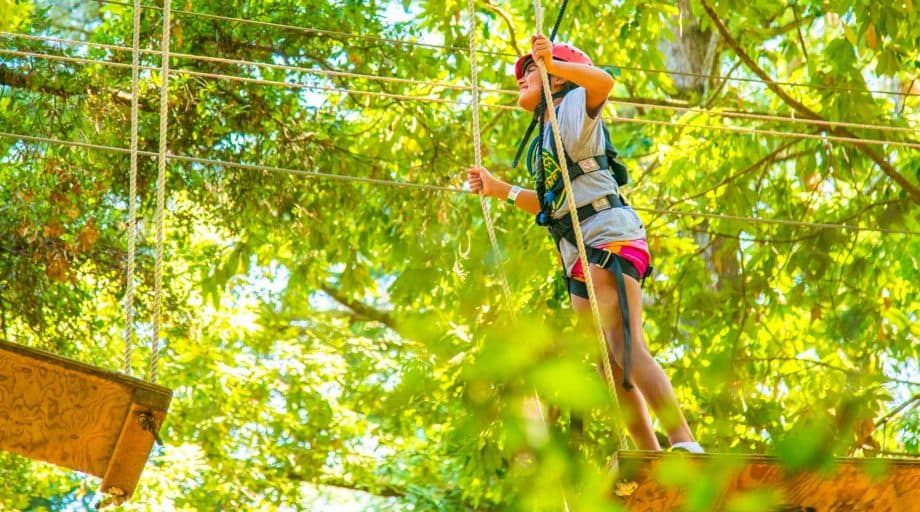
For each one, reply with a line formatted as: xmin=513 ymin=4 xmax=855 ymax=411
xmin=605 ymin=334 xmax=653 ymax=370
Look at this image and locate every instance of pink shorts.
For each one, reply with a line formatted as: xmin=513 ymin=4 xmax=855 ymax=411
xmin=569 ymin=238 xmax=650 ymax=282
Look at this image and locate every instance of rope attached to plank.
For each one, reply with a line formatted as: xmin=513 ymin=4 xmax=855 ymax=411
xmin=123 ymin=0 xmax=142 ymax=375
xmin=151 ymin=0 xmax=171 ymax=384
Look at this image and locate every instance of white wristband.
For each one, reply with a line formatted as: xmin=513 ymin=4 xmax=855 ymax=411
xmin=506 ymin=185 xmax=522 ymax=205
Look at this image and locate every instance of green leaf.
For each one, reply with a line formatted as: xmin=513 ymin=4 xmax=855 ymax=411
xmin=876 ymin=49 xmax=901 ymax=75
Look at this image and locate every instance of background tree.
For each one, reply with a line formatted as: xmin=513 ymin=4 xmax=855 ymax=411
xmin=0 ymin=0 xmax=917 ymax=510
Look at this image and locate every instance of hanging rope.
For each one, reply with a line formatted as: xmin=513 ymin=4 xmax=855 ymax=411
xmin=151 ymin=1 xmax=171 ymax=384
xmin=532 ymin=0 xmax=627 ymax=450
xmin=468 ymin=0 xmax=513 ymax=305
xmin=123 ymin=0 xmax=142 ymax=375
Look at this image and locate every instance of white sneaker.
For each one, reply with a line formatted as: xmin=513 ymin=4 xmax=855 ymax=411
xmin=670 ymin=441 xmax=705 ymax=453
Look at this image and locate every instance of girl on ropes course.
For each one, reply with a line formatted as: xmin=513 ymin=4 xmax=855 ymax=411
xmin=467 ymin=34 xmax=703 ymax=454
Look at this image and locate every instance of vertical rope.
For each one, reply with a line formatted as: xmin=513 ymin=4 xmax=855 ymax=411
xmin=151 ymin=0 xmax=172 ymax=384
xmin=123 ymin=0 xmax=142 ymax=375
xmin=532 ymin=0 xmax=626 ymax=450
xmin=467 ymin=0 xmax=513 ymax=306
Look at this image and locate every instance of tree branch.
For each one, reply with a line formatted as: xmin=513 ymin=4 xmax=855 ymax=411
xmin=0 ymin=64 xmax=75 ymax=98
xmin=0 ymin=63 xmax=142 ymax=107
xmin=483 ymin=1 xmax=523 ymax=56
xmin=278 ymin=465 xmax=409 ymax=499
xmin=311 ymin=480 xmax=406 ymax=499
xmin=320 ymin=284 xmax=394 ymax=329
xmin=668 ymin=138 xmax=801 ymax=206
xmin=699 ymin=0 xmax=920 ymax=203
xmin=876 ymin=392 xmax=920 ymax=428
xmin=789 ymin=3 xmax=810 ymax=62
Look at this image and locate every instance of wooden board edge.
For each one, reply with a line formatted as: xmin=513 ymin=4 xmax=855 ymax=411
xmin=99 ymin=402 xmax=169 ymax=499
xmin=0 ymin=339 xmax=172 ymax=400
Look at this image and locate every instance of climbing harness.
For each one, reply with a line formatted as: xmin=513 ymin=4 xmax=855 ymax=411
xmin=524 ymin=71 xmax=648 ymax=390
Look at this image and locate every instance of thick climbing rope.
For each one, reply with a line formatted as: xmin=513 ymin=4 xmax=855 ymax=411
xmin=123 ymin=0 xmax=142 ymax=375
xmin=468 ymin=0 xmax=513 ymax=305
xmin=532 ymin=0 xmax=627 ymax=449
xmin=151 ymin=0 xmax=171 ymax=384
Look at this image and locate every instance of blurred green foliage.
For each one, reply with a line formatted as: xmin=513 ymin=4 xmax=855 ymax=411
xmin=0 ymin=0 xmax=918 ymax=510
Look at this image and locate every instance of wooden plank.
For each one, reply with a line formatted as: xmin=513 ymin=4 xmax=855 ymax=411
xmin=0 ymin=339 xmax=171 ymax=497
xmin=612 ymin=450 xmax=920 ymax=511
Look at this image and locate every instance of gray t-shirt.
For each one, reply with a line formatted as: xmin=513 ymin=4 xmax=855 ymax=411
xmin=537 ymin=87 xmax=646 ymax=275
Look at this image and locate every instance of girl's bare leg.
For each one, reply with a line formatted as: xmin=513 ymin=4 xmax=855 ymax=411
xmin=572 ymin=294 xmax=659 ymax=450
xmin=572 ymin=264 xmax=695 ymax=445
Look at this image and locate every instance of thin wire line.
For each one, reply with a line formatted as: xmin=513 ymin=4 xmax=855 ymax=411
xmin=169 ymin=154 xmax=467 ymax=193
xmin=609 ymin=99 xmax=919 ymax=135
xmin=177 ymin=69 xmax=511 ymax=108
xmin=5 ymin=47 xmax=916 ymax=149
xmin=170 ymin=52 xmax=507 ymax=93
xmin=0 ymin=47 xmax=151 ymax=70
xmin=0 ymin=131 xmax=156 ymax=154
xmin=612 ymin=63 xmax=920 ymax=98
xmin=93 ymin=0 xmax=920 ymax=98
xmin=2 ymin=130 xmax=918 ymax=236
xmin=0 ymin=32 xmax=510 ymax=94
xmin=5 ymin=31 xmax=914 ymax=135
xmin=605 ymin=115 xmax=920 ymax=149
xmin=97 ymin=0 xmax=512 ymax=57
xmin=175 ymin=69 xmax=920 ymax=149
xmin=634 ymin=206 xmax=918 ymax=236
xmin=0 ymin=39 xmax=920 ymax=145
xmin=1 ymin=31 xmax=138 ymax=54
xmin=0 ymin=46 xmax=508 ymax=108
xmin=0 ymin=131 xmax=467 ymax=192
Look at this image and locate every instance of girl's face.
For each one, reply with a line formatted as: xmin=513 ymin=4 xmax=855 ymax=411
xmin=516 ymin=61 xmax=542 ymax=112
xmin=516 ymin=60 xmax=567 ymax=112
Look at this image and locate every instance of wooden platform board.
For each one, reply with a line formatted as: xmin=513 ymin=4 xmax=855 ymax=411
xmin=0 ymin=339 xmax=172 ymax=498
xmin=611 ymin=450 xmax=920 ymax=512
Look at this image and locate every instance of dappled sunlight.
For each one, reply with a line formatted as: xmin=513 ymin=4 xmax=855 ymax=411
xmin=0 ymin=0 xmax=917 ymax=510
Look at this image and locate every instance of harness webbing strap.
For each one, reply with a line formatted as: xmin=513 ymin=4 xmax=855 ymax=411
xmin=610 ymin=256 xmax=633 ymax=390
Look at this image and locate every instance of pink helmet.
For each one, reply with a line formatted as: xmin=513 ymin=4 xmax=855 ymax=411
xmin=514 ymin=42 xmax=593 ymax=79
